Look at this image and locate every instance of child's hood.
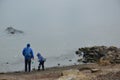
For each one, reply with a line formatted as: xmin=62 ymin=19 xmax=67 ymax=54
xmin=37 ymin=53 xmax=41 ymax=57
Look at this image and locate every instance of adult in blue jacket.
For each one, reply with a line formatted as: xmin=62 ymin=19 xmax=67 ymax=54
xmin=37 ymin=53 xmax=45 ymax=70
xmin=22 ymin=43 xmax=34 ymax=72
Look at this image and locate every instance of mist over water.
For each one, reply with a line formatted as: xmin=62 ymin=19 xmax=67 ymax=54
xmin=0 ymin=0 xmax=120 ymax=72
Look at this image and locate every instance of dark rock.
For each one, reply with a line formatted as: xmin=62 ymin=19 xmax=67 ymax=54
xmin=69 ymin=60 xmax=72 ymax=62
xmin=5 ymin=27 xmax=24 ymax=34
xmin=76 ymin=46 xmax=120 ymax=64
xmin=82 ymin=60 xmax=87 ymax=63
xmin=61 ymin=72 xmax=63 ymax=76
xmin=6 ymin=62 xmax=9 ymax=64
xmin=77 ymin=59 xmax=82 ymax=62
xmin=78 ymin=67 xmax=91 ymax=71
xmin=58 ymin=63 xmax=60 ymax=66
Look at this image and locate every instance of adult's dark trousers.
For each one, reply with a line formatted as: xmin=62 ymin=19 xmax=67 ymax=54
xmin=38 ymin=61 xmax=44 ymax=70
xmin=25 ymin=59 xmax=31 ymax=72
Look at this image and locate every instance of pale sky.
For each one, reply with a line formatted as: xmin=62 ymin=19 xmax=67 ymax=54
xmin=0 ymin=0 xmax=120 ymax=57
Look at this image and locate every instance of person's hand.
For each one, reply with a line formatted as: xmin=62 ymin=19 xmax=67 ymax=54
xmin=32 ymin=58 xmax=34 ymax=60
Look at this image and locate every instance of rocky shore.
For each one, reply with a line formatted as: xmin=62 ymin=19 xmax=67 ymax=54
xmin=76 ymin=46 xmax=120 ymax=64
xmin=0 ymin=63 xmax=120 ymax=80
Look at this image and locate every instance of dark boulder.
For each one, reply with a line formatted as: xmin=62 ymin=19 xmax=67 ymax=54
xmin=76 ymin=46 xmax=120 ymax=64
xmin=5 ymin=27 xmax=24 ymax=34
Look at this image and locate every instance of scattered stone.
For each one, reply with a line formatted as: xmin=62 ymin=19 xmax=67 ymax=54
xmin=61 ymin=72 xmax=63 ymax=76
xmin=78 ymin=67 xmax=91 ymax=71
xmin=69 ymin=60 xmax=72 ymax=62
xmin=77 ymin=59 xmax=82 ymax=62
xmin=90 ymin=68 xmax=100 ymax=73
xmin=58 ymin=63 xmax=60 ymax=66
xmin=6 ymin=62 xmax=9 ymax=64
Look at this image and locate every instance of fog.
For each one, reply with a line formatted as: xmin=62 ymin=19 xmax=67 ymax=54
xmin=0 ymin=0 xmax=120 ymax=57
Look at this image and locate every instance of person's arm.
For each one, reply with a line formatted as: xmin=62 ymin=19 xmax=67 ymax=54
xmin=30 ymin=49 xmax=34 ymax=59
xmin=22 ymin=48 xmax=25 ymax=56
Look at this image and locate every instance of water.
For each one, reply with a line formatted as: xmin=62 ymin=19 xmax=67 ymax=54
xmin=0 ymin=49 xmax=80 ymax=72
xmin=0 ymin=31 xmax=81 ymax=72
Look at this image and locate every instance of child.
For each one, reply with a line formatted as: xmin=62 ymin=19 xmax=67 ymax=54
xmin=37 ymin=53 xmax=46 ymax=70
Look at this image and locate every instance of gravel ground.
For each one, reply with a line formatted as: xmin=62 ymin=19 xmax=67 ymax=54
xmin=0 ymin=63 xmax=120 ymax=80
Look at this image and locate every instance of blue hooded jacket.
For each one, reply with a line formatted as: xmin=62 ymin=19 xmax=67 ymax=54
xmin=37 ymin=53 xmax=45 ymax=62
xmin=22 ymin=44 xmax=34 ymax=60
